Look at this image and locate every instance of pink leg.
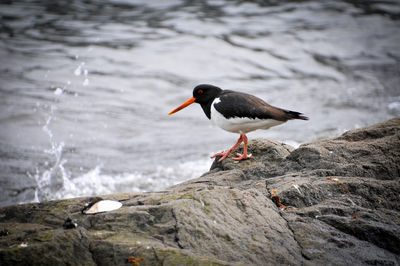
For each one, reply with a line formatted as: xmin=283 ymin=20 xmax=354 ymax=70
xmin=232 ymin=134 xmax=252 ymax=161
xmin=211 ymin=134 xmax=244 ymax=162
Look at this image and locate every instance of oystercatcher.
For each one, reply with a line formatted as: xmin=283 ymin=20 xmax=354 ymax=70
xmin=169 ymin=84 xmax=308 ymax=162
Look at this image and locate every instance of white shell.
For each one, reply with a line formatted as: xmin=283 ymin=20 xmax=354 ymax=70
xmin=83 ymin=200 xmax=122 ymax=214
xmin=18 ymin=242 xmax=28 ymax=248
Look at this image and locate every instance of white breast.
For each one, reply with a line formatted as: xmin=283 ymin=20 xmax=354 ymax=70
xmin=210 ymin=98 xmax=284 ymax=134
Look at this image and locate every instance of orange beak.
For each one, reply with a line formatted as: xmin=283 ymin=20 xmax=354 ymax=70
xmin=168 ymin=97 xmax=196 ymax=115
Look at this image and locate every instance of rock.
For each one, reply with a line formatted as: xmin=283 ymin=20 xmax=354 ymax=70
xmin=0 ymin=118 xmax=399 ymax=265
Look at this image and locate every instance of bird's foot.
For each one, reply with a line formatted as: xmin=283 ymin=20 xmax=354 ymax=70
xmin=232 ymin=153 xmax=252 ymax=161
xmin=211 ymin=150 xmax=226 ymax=157
xmin=211 ymin=150 xmax=232 ymax=162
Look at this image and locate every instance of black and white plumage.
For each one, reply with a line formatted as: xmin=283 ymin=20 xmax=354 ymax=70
xmin=169 ymin=84 xmax=308 ymax=161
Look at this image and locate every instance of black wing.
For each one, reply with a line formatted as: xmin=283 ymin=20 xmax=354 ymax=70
xmin=214 ymin=90 xmax=308 ymax=121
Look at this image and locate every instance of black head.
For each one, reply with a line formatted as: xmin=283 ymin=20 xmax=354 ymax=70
xmin=193 ymin=84 xmax=222 ymax=104
xmin=168 ymin=84 xmax=222 ymax=117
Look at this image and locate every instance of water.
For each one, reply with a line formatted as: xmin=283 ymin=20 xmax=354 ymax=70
xmin=1 ymin=0 xmax=399 ymax=207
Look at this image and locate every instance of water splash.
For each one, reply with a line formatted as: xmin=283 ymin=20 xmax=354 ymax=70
xmin=74 ymin=62 xmax=85 ymax=76
xmin=83 ymin=78 xmax=90 ymax=86
xmin=30 ymin=99 xmax=210 ymax=201
xmin=388 ymin=101 xmax=400 ymax=115
xmin=74 ymin=61 xmax=90 ymax=86
xmin=32 ymin=112 xmax=69 ymax=202
xmin=54 ymin=87 xmax=63 ymax=95
xmin=31 ymin=158 xmax=210 ymax=202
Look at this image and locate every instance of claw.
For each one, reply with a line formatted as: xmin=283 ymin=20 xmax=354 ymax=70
xmin=211 ymin=134 xmax=251 ymax=162
xmin=218 ymin=155 xmax=228 ymax=162
xmin=211 ymin=150 xmax=226 ymax=158
xmin=211 ymin=150 xmax=232 ymax=162
xmin=232 ymin=153 xmax=252 ymax=161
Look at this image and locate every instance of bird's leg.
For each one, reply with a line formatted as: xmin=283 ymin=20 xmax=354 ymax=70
xmin=211 ymin=135 xmax=244 ymax=162
xmin=233 ymin=134 xmax=252 ymax=161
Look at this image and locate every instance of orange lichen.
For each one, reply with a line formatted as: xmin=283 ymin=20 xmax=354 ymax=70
xmin=352 ymin=213 xmax=358 ymax=219
xmin=326 ymin=177 xmax=349 ymax=192
xmin=128 ymin=256 xmax=144 ymax=266
xmin=270 ymin=189 xmax=297 ymax=210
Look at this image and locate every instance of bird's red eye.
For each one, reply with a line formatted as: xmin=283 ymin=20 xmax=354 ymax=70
xmin=198 ymin=89 xmax=203 ymax=94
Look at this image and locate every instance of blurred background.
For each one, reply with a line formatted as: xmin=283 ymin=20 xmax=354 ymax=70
xmin=0 ymin=0 xmax=399 ymax=207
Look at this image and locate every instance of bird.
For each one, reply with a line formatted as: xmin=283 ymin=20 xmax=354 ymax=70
xmin=168 ymin=84 xmax=308 ymax=162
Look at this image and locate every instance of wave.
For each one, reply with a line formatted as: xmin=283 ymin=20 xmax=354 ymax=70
xmin=29 ymin=159 xmax=211 ymax=203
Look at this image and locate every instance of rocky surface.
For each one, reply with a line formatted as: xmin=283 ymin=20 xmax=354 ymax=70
xmin=0 ymin=118 xmax=399 ymax=265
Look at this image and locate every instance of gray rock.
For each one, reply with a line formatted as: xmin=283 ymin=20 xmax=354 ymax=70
xmin=0 ymin=118 xmax=399 ymax=265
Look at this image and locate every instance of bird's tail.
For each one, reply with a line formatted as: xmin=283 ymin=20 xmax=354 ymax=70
xmin=284 ymin=110 xmax=309 ymax=120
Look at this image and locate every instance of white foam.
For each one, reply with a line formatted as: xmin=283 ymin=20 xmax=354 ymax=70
xmin=54 ymin=88 xmax=63 ymax=95
xmin=31 ymin=109 xmax=211 ymax=203
xmin=280 ymin=140 xmax=301 ymax=149
xmin=31 ymin=159 xmax=211 ymax=202
xmin=388 ymin=101 xmax=400 ymax=113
